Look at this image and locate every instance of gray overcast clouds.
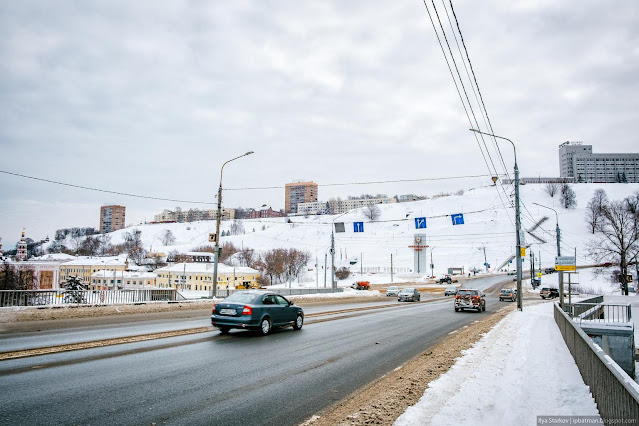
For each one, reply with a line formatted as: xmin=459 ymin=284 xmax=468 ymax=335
xmin=1 ymin=0 xmax=638 ymax=246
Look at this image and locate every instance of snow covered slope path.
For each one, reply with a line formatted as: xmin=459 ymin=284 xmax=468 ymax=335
xmin=394 ymin=302 xmax=600 ymax=425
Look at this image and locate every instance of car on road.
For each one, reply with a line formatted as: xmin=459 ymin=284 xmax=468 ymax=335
xmin=211 ymin=290 xmax=304 ymax=335
xmin=386 ymin=286 xmax=400 ymax=297
xmin=439 ymin=274 xmax=453 ymax=284
xmin=499 ymin=288 xmax=516 ymax=302
xmin=398 ymin=288 xmax=420 ymax=302
xmin=454 ymin=289 xmax=486 ymax=312
xmin=507 ymin=270 xmax=516 ymax=275
xmin=540 ymin=287 xmax=559 ymax=299
xmin=444 ymin=286 xmax=457 ymax=296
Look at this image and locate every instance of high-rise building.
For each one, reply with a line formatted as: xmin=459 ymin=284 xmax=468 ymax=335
xmin=100 ymin=205 xmax=126 ymax=234
xmin=285 ymin=181 xmax=318 ymax=214
xmin=559 ymin=142 xmax=639 ymax=183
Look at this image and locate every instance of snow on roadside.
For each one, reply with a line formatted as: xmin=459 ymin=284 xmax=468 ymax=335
xmin=395 ymin=302 xmax=600 ymax=425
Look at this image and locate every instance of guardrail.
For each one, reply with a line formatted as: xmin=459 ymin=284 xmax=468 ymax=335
xmin=554 ymin=302 xmax=639 ymax=421
xmin=566 ymin=302 xmax=632 ymax=324
xmin=0 ymin=289 xmax=184 ymax=307
xmin=214 ymin=287 xmax=344 ymax=298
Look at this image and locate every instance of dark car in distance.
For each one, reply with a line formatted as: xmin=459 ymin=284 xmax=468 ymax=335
xmin=398 ymin=288 xmax=421 ymax=302
xmin=540 ymin=287 xmax=559 ymax=299
xmin=211 ymin=291 xmax=304 ymax=335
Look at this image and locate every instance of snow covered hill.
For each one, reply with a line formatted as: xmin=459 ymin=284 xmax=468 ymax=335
xmin=95 ymin=183 xmax=638 ymax=285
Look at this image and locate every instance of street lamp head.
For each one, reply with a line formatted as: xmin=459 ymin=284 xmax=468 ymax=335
xmin=245 ymin=151 xmax=254 ymax=156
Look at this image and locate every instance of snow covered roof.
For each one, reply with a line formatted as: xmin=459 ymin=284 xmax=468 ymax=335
xmin=61 ymin=255 xmax=128 ymax=266
xmin=155 ymin=262 xmax=258 ymax=275
xmin=91 ymin=270 xmax=157 ymax=279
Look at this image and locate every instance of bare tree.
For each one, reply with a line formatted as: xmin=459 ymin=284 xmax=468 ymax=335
xmin=230 ymin=220 xmax=245 ymax=235
xmin=588 ymin=196 xmax=639 ymax=295
xmin=585 ymin=189 xmax=608 ymax=234
xmin=238 ymin=249 xmax=257 ymax=267
xmin=544 ymin=182 xmax=559 ymax=198
xmin=363 ymin=204 xmax=381 ymax=221
xmin=560 ymin=183 xmax=577 ymax=209
xmin=160 ymin=229 xmax=176 ymax=246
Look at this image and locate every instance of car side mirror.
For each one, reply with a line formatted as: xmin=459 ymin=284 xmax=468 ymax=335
xmin=289 ymin=301 xmax=295 ymax=306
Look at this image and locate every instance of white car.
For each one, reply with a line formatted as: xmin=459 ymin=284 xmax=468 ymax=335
xmin=386 ymin=286 xmax=400 ymax=297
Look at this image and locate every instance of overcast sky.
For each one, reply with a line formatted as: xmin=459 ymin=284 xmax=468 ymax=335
xmin=1 ymin=0 xmax=638 ymax=247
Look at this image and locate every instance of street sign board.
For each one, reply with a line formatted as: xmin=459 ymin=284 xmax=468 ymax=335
xmin=415 ymin=217 xmax=427 ymax=229
xmin=209 ymin=233 xmax=216 ymax=242
xmin=520 ymin=247 xmax=526 ymax=257
xmin=353 ymin=222 xmax=364 ymax=233
xmin=537 ymin=272 xmax=542 ymax=278
xmin=451 ymin=213 xmax=464 ymax=225
xmin=555 ymin=256 xmax=576 ymax=271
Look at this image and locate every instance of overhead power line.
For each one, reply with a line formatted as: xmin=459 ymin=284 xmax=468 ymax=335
xmin=0 ymin=170 xmax=217 ymax=205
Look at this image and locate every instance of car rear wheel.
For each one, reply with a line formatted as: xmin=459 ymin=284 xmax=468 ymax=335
xmin=455 ymin=307 xmax=459 ymax=312
xmin=218 ymin=326 xmax=230 ymax=335
xmin=293 ymin=314 xmax=303 ymax=330
xmin=259 ymin=317 xmax=271 ymax=335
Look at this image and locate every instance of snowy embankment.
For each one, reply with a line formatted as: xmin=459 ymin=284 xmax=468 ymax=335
xmin=395 ymin=302 xmax=600 ymax=425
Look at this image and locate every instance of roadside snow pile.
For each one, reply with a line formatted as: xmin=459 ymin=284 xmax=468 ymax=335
xmin=395 ymin=302 xmax=600 ymax=425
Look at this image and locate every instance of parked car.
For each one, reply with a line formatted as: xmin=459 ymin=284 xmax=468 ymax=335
xmin=444 ymin=286 xmax=457 ymax=296
xmin=386 ymin=286 xmax=400 ymax=297
xmin=398 ymin=288 xmax=421 ymax=302
xmin=454 ymin=289 xmax=486 ymax=312
xmin=499 ymin=289 xmax=516 ymax=302
xmin=540 ymin=287 xmax=559 ymax=299
xmin=211 ymin=290 xmax=304 ymax=335
xmin=544 ymin=268 xmax=555 ymax=274
xmin=507 ymin=270 xmax=516 ymax=275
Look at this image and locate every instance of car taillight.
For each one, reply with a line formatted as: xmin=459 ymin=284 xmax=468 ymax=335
xmin=472 ymin=295 xmax=480 ymax=301
xmin=212 ymin=304 xmax=216 ymax=314
xmin=455 ymin=294 xmax=461 ymax=299
xmin=242 ymin=306 xmax=252 ymax=315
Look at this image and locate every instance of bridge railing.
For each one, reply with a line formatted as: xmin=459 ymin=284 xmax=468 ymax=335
xmin=0 ymin=289 xmax=184 ymax=307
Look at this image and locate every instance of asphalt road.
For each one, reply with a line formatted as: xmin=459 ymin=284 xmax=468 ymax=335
xmin=0 ymin=277 xmax=518 ymax=426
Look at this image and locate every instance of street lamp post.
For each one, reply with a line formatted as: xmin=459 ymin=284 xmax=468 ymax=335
xmin=470 ymin=129 xmax=523 ymax=311
xmin=533 ymin=202 xmax=563 ymax=307
xmin=478 ymin=246 xmax=487 ymax=272
xmin=211 ymin=151 xmax=254 ymax=298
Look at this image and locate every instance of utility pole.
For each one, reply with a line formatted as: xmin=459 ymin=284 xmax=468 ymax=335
xmin=530 ymin=251 xmax=534 ymax=287
xmin=430 ymin=247 xmax=434 ymax=278
xmin=391 ymin=254 xmax=394 ymax=283
xmin=533 ymin=202 xmax=562 ymax=308
xmin=330 ymin=231 xmax=335 ymax=291
xmin=324 ymin=251 xmax=327 ymax=288
xmin=470 ymin=129 xmax=522 ymax=310
xmin=360 ymin=252 xmax=363 ymax=276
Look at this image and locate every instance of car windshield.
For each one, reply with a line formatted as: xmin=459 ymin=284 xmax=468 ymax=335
xmin=399 ymin=288 xmax=414 ymax=294
xmin=446 ymin=286 xmax=456 ymax=290
xmin=223 ymin=293 xmax=259 ymax=304
xmin=501 ymin=289 xmax=512 ymax=294
xmin=458 ymin=290 xmax=478 ymax=296
xmin=388 ymin=286 xmax=399 ymax=290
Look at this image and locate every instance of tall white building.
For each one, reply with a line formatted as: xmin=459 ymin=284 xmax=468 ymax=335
xmin=559 ymin=141 xmax=639 ymax=183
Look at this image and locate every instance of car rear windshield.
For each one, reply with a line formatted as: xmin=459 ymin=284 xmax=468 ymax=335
xmin=223 ymin=293 xmax=258 ymax=304
xmin=501 ymin=289 xmax=512 ymax=293
xmin=458 ymin=290 xmax=478 ymax=296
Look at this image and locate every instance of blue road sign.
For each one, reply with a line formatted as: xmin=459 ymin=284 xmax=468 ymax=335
xmin=353 ymin=222 xmax=364 ymax=232
xmin=414 ymin=217 xmax=427 ymax=229
xmin=451 ymin=213 xmax=464 ymax=225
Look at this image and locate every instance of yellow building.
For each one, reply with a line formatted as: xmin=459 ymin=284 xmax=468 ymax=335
xmin=155 ymin=263 xmax=260 ymax=291
xmin=90 ymin=270 xmax=157 ymax=290
xmin=60 ymin=257 xmax=128 ymax=286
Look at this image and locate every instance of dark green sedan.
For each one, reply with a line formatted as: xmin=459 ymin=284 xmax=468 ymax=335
xmin=211 ymin=290 xmax=304 ymax=335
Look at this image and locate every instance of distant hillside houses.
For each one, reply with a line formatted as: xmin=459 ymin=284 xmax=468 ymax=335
xmin=153 ymin=208 xmax=235 ymax=223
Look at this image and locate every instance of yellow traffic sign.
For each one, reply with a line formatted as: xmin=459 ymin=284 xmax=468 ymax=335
xmin=555 ymin=265 xmax=576 ymax=271
xmin=520 ymin=247 xmax=526 ymax=257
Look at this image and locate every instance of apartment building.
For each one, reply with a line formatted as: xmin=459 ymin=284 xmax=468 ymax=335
xmin=100 ymin=205 xmax=126 ymax=233
xmin=155 ymin=263 xmax=260 ymax=291
xmin=153 ymin=208 xmax=235 ymax=223
xmin=297 ymin=197 xmax=396 ymax=215
xmin=248 ymin=205 xmax=285 ymax=219
xmin=59 ymin=256 xmax=128 ymax=285
xmin=559 ymin=141 xmax=639 ymax=183
xmin=90 ymin=270 xmax=157 ymax=290
xmin=285 ymin=181 xmax=318 ymax=214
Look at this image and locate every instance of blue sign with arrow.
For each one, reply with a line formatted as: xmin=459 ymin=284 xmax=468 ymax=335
xmin=414 ymin=217 xmax=427 ymax=229
xmin=353 ymin=222 xmax=364 ymax=233
xmin=451 ymin=213 xmax=464 ymax=225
